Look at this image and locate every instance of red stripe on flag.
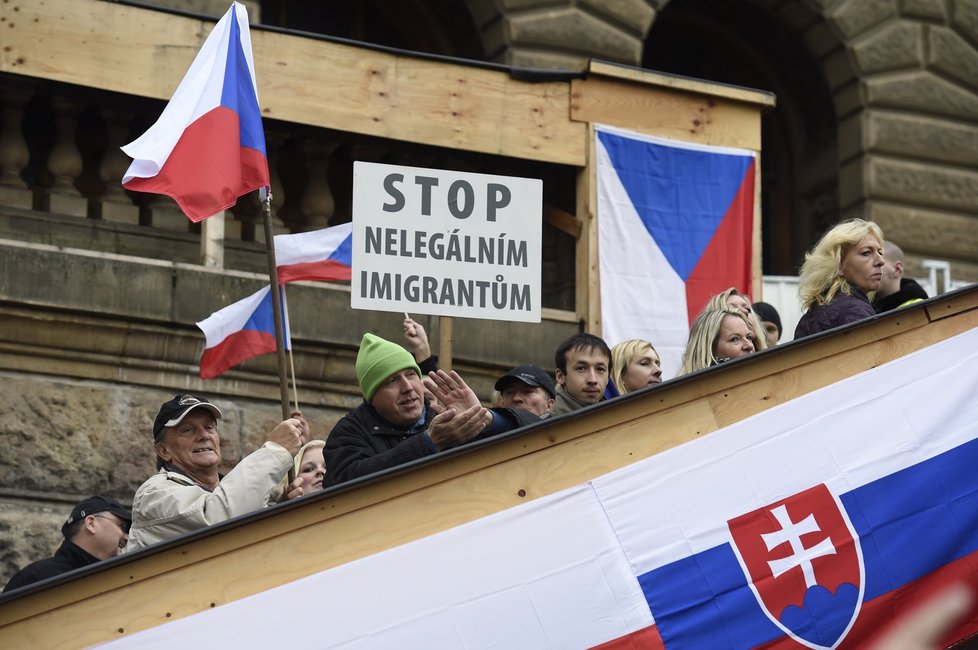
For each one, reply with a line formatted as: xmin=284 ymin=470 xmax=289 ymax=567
xmin=277 ymin=260 xmax=352 ymax=285
xmin=589 ymin=624 xmax=665 ymax=650
xmin=199 ymin=329 xmax=277 ymax=379
xmin=683 ymin=159 xmax=756 ymax=324
xmin=754 ymin=548 xmax=978 ymax=649
xmin=123 ymin=106 xmax=269 ymax=222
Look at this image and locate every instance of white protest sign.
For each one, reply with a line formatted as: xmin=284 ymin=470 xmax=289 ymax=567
xmin=351 ymin=161 xmax=543 ymax=323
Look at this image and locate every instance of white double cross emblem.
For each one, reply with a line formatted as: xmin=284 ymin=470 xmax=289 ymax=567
xmin=762 ymin=505 xmax=837 ymax=589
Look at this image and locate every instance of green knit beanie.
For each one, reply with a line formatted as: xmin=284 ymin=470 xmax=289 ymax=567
xmin=356 ymin=333 xmax=422 ymax=402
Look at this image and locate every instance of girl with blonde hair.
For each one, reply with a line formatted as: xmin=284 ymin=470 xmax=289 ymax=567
xmin=795 ymin=218 xmax=885 ymax=338
xmin=701 ymin=287 xmax=768 ymax=351
xmin=679 ymin=308 xmax=756 ymax=375
xmin=608 ymin=339 xmax=663 ymax=397
xmin=274 ymin=439 xmax=326 ymax=501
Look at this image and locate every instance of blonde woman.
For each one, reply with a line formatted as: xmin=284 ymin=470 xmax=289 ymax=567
xmin=701 ymin=287 xmax=768 ymax=351
xmin=608 ymin=339 xmax=663 ymax=397
xmin=795 ymin=219 xmax=884 ymax=338
xmin=679 ymin=308 xmax=756 ymax=375
xmin=274 ymin=439 xmax=326 ymax=501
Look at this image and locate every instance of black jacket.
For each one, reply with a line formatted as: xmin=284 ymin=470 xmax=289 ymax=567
xmin=3 ymin=541 xmax=100 ymax=592
xmin=325 ymin=400 xmax=538 ymax=486
xmin=874 ymin=278 xmax=928 ymax=313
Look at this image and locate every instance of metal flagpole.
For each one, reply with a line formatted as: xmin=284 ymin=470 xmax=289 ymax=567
xmin=259 ymin=186 xmax=296 ymax=484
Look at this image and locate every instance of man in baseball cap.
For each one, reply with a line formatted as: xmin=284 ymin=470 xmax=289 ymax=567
xmin=4 ymin=496 xmax=131 ymax=592
xmin=494 ymin=364 xmax=555 ymax=417
xmin=125 ymin=393 xmax=306 ymax=552
xmin=152 ymin=393 xmax=223 ymax=444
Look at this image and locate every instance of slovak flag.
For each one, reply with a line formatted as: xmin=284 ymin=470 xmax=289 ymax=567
xmin=274 ymin=223 xmax=353 ymax=284
xmin=196 ymin=285 xmax=289 ymax=379
xmin=121 ymin=2 xmax=269 ymax=222
xmin=92 ymin=327 xmax=978 ymax=649
xmin=596 ymin=125 xmax=756 ymax=378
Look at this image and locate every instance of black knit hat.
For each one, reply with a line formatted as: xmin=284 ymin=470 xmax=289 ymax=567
xmin=753 ymin=301 xmax=783 ymax=339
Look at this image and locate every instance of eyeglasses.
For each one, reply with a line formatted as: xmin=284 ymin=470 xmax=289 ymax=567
xmin=92 ymin=514 xmax=131 ymax=534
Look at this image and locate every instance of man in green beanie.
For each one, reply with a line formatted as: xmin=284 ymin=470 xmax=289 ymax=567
xmin=325 ymin=333 xmax=538 ymax=486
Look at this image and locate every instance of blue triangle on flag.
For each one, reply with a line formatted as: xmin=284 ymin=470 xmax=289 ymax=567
xmin=597 ymin=130 xmax=752 ymax=282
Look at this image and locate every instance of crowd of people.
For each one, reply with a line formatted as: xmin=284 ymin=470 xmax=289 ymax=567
xmin=4 ymin=218 xmax=930 ymax=594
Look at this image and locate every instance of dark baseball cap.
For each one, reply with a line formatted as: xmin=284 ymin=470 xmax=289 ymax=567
xmin=153 ymin=394 xmax=222 ymax=441
xmin=494 ymin=364 xmax=556 ymax=399
xmin=61 ymin=496 xmax=132 ymax=537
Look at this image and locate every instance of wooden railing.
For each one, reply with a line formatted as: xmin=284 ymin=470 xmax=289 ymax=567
xmin=0 ymin=285 xmax=975 ymax=648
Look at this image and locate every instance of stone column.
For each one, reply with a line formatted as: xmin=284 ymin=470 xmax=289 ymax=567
xmin=144 ymin=194 xmax=191 ymax=231
xmin=99 ymin=108 xmax=140 ymax=225
xmin=0 ymin=88 xmax=32 ymax=210
xmin=826 ymin=0 xmax=978 ymax=283
xmin=300 ymin=139 xmax=338 ymax=230
xmin=46 ymin=96 xmax=86 ymax=217
xmin=201 ymin=211 xmax=225 ymax=268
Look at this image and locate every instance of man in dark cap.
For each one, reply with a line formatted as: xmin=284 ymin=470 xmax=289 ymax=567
xmin=494 ymin=364 xmax=555 ymax=417
xmin=752 ymin=301 xmax=783 ymax=347
xmin=4 ymin=496 xmax=131 ymax=592
xmin=125 ymin=394 xmax=305 ymax=552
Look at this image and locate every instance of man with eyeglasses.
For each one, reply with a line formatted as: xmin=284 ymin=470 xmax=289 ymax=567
xmin=3 ymin=496 xmax=131 ymax=592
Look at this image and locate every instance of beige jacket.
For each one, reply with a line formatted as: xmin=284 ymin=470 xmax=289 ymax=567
xmin=125 ymin=442 xmax=293 ymax=552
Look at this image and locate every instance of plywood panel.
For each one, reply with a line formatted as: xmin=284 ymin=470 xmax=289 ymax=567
xmin=1 ymin=0 xmax=584 ymax=165
xmin=571 ymin=77 xmax=764 ymax=151
xmin=4 ymin=291 xmax=977 ymax=649
xmin=0 ymin=400 xmax=723 ymax=647
xmin=587 ymin=61 xmax=776 ymax=109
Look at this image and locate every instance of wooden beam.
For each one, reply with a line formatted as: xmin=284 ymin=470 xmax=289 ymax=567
xmin=570 ymin=76 xmax=764 ymax=151
xmin=1 ymin=291 xmax=975 ymax=647
xmin=0 ymin=0 xmax=585 ymax=166
xmin=543 ymin=204 xmax=582 ymax=239
xmin=752 ymin=152 xmax=763 ymax=300
xmin=574 ymin=125 xmax=598 ymax=329
xmin=587 ymin=60 xmax=776 ymax=109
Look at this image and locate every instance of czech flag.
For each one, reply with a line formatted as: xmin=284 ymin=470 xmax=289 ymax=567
xmin=121 ymin=2 xmax=269 ymax=222
xmin=196 ymin=285 xmax=289 ymax=379
xmin=274 ymin=223 xmax=353 ymax=284
xmin=596 ymin=125 xmax=756 ymax=378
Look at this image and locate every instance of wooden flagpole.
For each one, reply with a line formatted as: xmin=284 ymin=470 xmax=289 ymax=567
xmin=259 ymin=186 xmax=296 ymax=484
xmin=438 ymin=316 xmax=453 ymax=373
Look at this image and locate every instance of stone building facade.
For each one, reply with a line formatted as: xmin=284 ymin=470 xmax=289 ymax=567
xmin=1 ymin=0 xmax=975 ymax=587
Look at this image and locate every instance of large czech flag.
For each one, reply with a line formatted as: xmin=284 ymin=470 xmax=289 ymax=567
xmin=122 ymin=2 xmax=269 ymax=222
xmin=596 ymin=125 xmax=756 ymax=378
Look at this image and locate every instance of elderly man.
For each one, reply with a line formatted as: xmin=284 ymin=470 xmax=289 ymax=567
xmin=325 ymin=333 xmax=537 ymax=486
xmin=4 ymin=496 xmax=131 ymax=592
xmin=494 ymin=364 xmax=555 ymax=416
xmin=875 ymin=241 xmax=928 ymax=313
xmin=543 ymin=333 xmax=612 ymax=418
xmin=126 ymin=394 xmax=304 ymax=552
